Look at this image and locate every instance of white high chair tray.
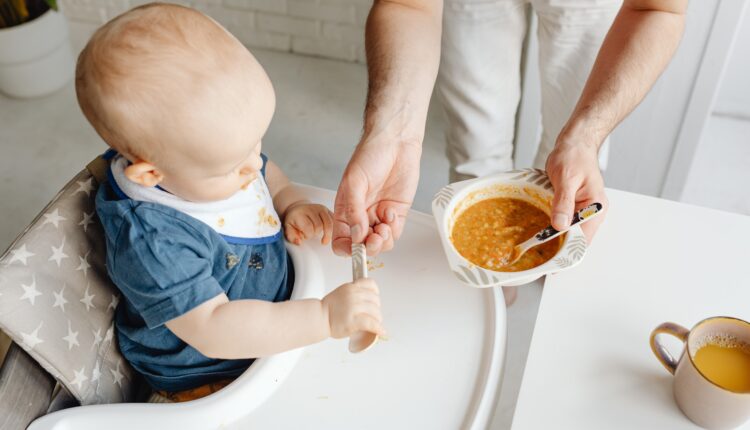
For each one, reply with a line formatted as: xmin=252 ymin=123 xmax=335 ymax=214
xmin=234 ymin=186 xmax=506 ymax=429
xmin=30 ymin=185 xmax=505 ymax=430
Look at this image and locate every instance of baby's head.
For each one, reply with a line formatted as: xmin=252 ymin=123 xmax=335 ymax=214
xmin=76 ymin=3 xmax=275 ymax=202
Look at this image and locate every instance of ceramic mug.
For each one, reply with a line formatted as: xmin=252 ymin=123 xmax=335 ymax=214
xmin=650 ymin=317 xmax=750 ymax=429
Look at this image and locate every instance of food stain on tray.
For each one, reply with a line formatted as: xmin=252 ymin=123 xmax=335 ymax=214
xmin=367 ymin=259 xmax=384 ymax=272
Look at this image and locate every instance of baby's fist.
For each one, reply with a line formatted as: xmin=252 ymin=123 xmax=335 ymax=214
xmin=284 ymin=203 xmax=333 ymax=245
xmin=322 ymin=279 xmax=385 ymax=339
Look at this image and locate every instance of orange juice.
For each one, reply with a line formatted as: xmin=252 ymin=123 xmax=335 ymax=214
xmin=694 ymin=339 xmax=750 ymax=393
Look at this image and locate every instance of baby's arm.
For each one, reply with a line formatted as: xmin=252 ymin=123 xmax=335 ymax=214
xmin=264 ymin=160 xmax=333 ymax=245
xmin=165 ymin=279 xmax=384 ymax=359
xmin=264 ymin=160 xmax=309 ymax=217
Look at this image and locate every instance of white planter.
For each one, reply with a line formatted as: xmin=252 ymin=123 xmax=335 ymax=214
xmin=0 ymin=9 xmax=74 ymax=98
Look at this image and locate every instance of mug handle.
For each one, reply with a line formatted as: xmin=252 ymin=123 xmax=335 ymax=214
xmin=650 ymin=322 xmax=690 ymax=374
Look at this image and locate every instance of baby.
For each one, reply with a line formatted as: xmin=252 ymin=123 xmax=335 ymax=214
xmin=76 ymin=3 xmax=384 ymax=402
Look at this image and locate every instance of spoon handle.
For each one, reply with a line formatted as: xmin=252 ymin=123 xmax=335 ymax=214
xmin=520 ymin=202 xmax=603 ymax=251
xmin=352 ymin=242 xmax=368 ymax=280
xmin=348 ymin=243 xmax=378 ymax=353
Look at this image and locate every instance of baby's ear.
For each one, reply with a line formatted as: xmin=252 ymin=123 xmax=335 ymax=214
xmin=124 ymin=160 xmax=165 ymax=187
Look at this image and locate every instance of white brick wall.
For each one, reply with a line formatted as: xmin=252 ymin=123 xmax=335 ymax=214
xmin=60 ymin=0 xmax=370 ymax=63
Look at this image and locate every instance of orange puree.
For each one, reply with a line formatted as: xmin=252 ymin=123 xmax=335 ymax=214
xmin=451 ymin=198 xmax=561 ymax=272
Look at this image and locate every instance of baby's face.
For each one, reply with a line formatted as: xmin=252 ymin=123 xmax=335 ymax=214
xmin=160 ymin=137 xmax=266 ymax=202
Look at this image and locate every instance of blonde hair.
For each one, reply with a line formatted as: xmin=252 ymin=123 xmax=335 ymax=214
xmin=75 ymin=3 xmax=255 ymax=167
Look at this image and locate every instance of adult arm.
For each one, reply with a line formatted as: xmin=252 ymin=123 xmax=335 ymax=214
xmin=547 ymin=0 xmax=687 ymax=239
xmin=332 ymin=0 xmax=443 ymax=256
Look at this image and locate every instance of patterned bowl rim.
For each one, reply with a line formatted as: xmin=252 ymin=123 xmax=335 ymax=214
xmin=431 ymin=169 xmax=588 ymax=288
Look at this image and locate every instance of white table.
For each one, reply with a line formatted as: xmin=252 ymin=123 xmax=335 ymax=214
xmin=512 ymin=189 xmax=750 ymax=429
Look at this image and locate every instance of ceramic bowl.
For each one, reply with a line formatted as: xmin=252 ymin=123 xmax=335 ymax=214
xmin=431 ymin=169 xmax=588 ymax=288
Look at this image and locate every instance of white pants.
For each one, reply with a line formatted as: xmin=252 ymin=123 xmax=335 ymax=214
xmin=436 ymin=0 xmax=620 ymax=181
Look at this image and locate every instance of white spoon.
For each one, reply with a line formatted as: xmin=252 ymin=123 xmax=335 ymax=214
xmin=348 ymin=243 xmax=379 ymax=353
xmin=500 ymin=202 xmax=603 ymax=267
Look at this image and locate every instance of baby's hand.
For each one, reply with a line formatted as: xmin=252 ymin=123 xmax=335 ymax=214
xmin=322 ymin=278 xmax=385 ymax=339
xmin=284 ymin=203 xmax=333 ymax=245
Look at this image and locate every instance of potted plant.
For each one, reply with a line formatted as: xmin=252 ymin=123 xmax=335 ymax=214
xmin=0 ymin=0 xmax=74 ymax=98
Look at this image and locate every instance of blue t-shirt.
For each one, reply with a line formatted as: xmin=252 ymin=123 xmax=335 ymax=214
xmin=95 ymin=155 xmax=294 ymax=392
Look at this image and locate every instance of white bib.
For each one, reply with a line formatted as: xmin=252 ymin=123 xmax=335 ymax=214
xmin=109 ymin=154 xmax=282 ymax=244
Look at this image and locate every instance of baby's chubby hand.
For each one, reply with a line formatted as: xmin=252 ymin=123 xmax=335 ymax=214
xmin=284 ymin=202 xmax=333 ymax=245
xmin=322 ymin=278 xmax=385 ymax=339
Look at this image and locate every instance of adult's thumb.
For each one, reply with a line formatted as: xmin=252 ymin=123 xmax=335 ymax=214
xmin=551 ymin=183 xmax=577 ymax=231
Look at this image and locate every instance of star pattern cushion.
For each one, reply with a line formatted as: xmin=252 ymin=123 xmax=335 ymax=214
xmin=0 ymin=167 xmax=135 ymax=404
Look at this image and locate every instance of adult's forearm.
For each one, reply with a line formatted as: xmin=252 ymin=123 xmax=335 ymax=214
xmin=559 ymin=1 xmax=687 ymax=147
xmin=362 ymin=0 xmax=442 ymax=143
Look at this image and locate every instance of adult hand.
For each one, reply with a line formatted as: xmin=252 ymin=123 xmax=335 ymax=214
xmin=333 ymin=136 xmax=422 ymax=256
xmin=545 ymin=140 xmax=608 ymax=242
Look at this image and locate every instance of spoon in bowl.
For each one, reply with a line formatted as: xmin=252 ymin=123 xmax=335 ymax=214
xmin=499 ymin=202 xmax=603 ymax=267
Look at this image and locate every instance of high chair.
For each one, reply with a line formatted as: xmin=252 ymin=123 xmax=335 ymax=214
xmin=0 ymin=157 xmax=505 ymax=429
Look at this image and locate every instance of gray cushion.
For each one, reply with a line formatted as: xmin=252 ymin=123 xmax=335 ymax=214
xmin=0 ymin=166 xmax=135 ymax=405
